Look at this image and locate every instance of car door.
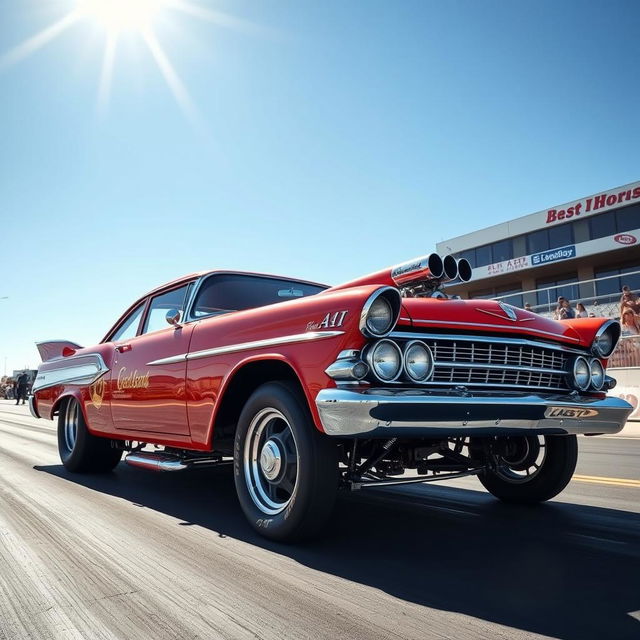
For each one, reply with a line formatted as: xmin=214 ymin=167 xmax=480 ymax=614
xmin=111 ymin=283 xmax=194 ymax=435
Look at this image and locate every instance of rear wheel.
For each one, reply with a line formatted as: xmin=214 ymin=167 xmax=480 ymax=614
xmin=58 ymin=398 xmax=122 ymax=473
xmin=470 ymin=435 xmax=577 ymax=503
xmin=234 ymin=381 xmax=339 ymax=542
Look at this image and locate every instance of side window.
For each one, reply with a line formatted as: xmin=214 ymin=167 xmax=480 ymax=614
xmin=142 ymin=284 xmax=190 ymax=335
xmin=111 ymin=303 xmax=145 ymax=342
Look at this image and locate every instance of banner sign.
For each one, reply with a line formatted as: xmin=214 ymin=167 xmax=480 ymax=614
xmin=471 ymin=228 xmax=640 ymax=282
xmin=531 ymin=245 xmax=576 ymax=266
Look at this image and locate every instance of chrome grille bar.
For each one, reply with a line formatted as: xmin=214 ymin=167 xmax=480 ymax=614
xmin=389 ymin=331 xmax=578 ymax=392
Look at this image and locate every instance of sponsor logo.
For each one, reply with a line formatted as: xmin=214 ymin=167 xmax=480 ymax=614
xmin=306 ymin=310 xmax=348 ymax=331
xmin=391 ymin=259 xmax=428 ymax=280
xmin=545 ymin=407 xmax=599 ymax=419
xmin=89 ymin=377 xmax=106 ymax=409
xmin=531 ymin=245 xmax=576 ymax=266
xmin=614 ymin=233 xmax=637 ymax=245
xmin=116 ymin=367 xmax=150 ymax=391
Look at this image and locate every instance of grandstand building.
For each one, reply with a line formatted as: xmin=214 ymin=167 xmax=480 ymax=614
xmin=437 ymin=180 xmax=640 ymax=313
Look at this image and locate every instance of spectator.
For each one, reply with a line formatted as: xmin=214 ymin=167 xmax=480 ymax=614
xmin=576 ymin=302 xmax=588 ymax=318
xmin=555 ymin=297 xmax=575 ymax=320
xmin=524 ymin=302 xmax=535 ymax=313
xmin=620 ymin=286 xmax=640 ymax=316
xmin=15 ymin=372 xmax=28 ymax=405
xmin=621 ymin=308 xmax=640 ymax=335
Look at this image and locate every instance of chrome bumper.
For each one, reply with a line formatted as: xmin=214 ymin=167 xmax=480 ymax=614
xmin=28 ymin=395 xmax=40 ymax=419
xmin=316 ymin=388 xmax=633 ymax=437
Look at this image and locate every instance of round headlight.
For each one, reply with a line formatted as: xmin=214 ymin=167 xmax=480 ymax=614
xmin=590 ymin=359 xmax=605 ymax=390
xmin=572 ymin=356 xmax=591 ymax=391
xmin=366 ymin=297 xmax=393 ymax=336
xmin=592 ymin=320 xmax=621 ymax=358
xmin=360 ymin=287 xmax=401 ymax=338
xmin=403 ymin=340 xmax=434 ymax=382
xmin=367 ymin=339 xmax=402 ymax=382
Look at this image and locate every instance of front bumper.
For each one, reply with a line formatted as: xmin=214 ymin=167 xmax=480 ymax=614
xmin=316 ymin=388 xmax=633 ymax=437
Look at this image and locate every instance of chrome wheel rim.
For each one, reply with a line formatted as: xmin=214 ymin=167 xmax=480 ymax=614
xmin=494 ymin=435 xmax=547 ymax=484
xmin=64 ymin=401 xmax=78 ymax=453
xmin=244 ymin=408 xmax=299 ymax=516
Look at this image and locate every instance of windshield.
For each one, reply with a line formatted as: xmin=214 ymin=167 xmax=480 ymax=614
xmin=191 ymin=274 xmax=326 ymax=318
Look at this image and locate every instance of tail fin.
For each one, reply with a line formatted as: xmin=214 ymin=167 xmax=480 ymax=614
xmin=36 ymin=340 xmax=84 ymax=362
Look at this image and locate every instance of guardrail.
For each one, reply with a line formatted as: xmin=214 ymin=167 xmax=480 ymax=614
xmin=493 ymin=269 xmax=640 ymax=319
xmin=609 ymin=335 xmax=640 ymax=369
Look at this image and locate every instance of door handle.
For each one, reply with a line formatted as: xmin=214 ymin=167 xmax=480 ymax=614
xmin=115 ymin=344 xmax=132 ymax=353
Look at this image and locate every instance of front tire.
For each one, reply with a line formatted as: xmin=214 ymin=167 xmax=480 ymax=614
xmin=471 ymin=435 xmax=578 ymax=503
xmin=234 ymin=381 xmax=339 ymax=542
xmin=58 ymin=398 xmax=122 ymax=473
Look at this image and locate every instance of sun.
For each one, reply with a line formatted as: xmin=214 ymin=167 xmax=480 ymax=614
xmin=0 ymin=0 xmax=262 ymax=123
xmin=76 ymin=0 xmax=166 ymax=33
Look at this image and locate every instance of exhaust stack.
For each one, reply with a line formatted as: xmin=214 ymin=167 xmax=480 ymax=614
xmin=457 ymin=258 xmax=473 ymax=282
xmin=442 ymin=255 xmax=459 ymax=282
xmin=390 ymin=253 xmax=444 ymax=285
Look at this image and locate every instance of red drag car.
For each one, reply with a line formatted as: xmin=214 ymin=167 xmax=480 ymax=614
xmin=31 ymin=254 xmax=632 ymax=541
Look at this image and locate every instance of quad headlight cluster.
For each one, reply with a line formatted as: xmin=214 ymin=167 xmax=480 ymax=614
xmin=571 ymin=356 xmax=605 ymax=391
xmin=364 ymin=338 xmax=434 ymax=383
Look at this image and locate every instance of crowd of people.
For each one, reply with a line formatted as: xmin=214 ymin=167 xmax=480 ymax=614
xmin=1 ymin=372 xmax=31 ymax=404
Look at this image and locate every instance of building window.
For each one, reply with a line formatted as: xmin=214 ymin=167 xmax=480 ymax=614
xmin=475 ymin=244 xmax=492 ymax=267
xmin=527 ymin=229 xmax=548 ymax=254
xmin=548 ymin=223 xmax=573 ymax=249
xmin=535 ymin=275 xmax=579 ymax=308
xmin=527 ymin=224 xmax=574 ymax=255
xmin=589 ymin=213 xmax=616 ymax=241
xmin=492 ymin=239 xmax=513 ymax=263
xmin=615 ymin=203 xmax=640 ymax=234
xmin=595 ymin=264 xmax=640 ymax=299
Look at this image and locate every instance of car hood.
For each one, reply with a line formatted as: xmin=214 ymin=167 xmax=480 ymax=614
xmin=398 ymin=298 xmax=584 ymax=347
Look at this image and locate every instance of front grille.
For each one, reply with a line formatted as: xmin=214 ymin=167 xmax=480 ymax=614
xmin=398 ymin=335 xmax=573 ymax=391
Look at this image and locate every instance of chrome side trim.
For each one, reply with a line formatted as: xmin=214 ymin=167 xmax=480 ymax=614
xmin=406 ymin=319 xmax=582 ymax=342
xmin=147 ymin=330 xmax=344 ymax=366
xmin=390 ymin=331 xmax=586 ymax=355
xmin=316 ymin=388 xmax=633 ymax=436
xmin=32 ymin=353 xmax=109 ymax=392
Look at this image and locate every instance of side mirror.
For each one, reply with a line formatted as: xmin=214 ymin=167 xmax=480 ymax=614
xmin=166 ymin=309 xmax=182 ymax=328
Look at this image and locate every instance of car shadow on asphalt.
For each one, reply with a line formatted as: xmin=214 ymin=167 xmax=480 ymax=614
xmin=34 ymin=463 xmax=640 ymax=640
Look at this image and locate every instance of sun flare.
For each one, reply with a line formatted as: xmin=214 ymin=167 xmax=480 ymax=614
xmin=0 ymin=0 xmax=261 ymax=123
xmin=76 ymin=0 xmax=166 ymax=33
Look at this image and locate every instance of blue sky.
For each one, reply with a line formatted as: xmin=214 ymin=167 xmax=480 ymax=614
xmin=1 ymin=0 xmax=639 ymax=373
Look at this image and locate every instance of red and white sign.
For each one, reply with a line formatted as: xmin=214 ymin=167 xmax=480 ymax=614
xmin=545 ymin=186 xmax=640 ymax=225
xmin=614 ymin=233 xmax=637 ymax=245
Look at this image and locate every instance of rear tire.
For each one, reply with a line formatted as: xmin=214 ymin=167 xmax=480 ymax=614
xmin=471 ymin=435 xmax=578 ymax=503
xmin=234 ymin=381 xmax=339 ymax=542
xmin=58 ymin=398 xmax=122 ymax=473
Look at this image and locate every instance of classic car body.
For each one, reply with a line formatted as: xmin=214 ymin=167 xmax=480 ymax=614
xmin=31 ymin=255 xmax=633 ymax=540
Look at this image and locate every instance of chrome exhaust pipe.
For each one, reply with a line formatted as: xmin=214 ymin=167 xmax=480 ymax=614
xmin=457 ymin=258 xmax=473 ymax=282
xmin=442 ymin=255 xmax=459 ymax=282
xmin=125 ymin=452 xmax=188 ymax=472
xmin=390 ymin=253 xmax=444 ymax=285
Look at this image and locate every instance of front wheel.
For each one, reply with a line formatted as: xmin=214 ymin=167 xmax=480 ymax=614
xmin=470 ymin=435 xmax=578 ymax=503
xmin=234 ymin=381 xmax=339 ymax=542
xmin=58 ymin=398 xmax=122 ymax=473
